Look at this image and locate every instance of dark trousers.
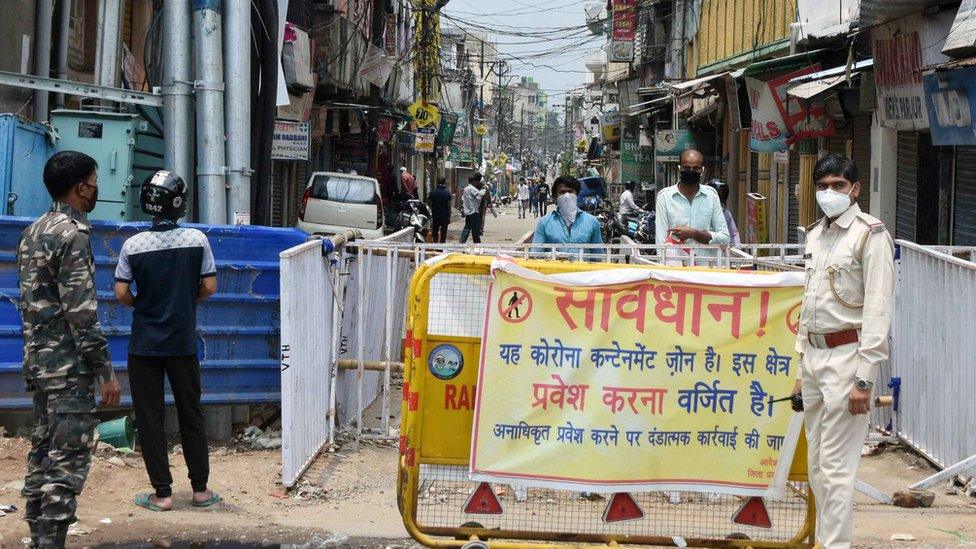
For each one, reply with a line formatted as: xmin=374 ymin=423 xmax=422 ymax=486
xmin=128 ymin=354 xmax=209 ymax=498
xmin=460 ymin=212 xmax=483 ymax=243
xmin=24 ymin=375 xmax=96 ymax=543
xmin=431 ymin=218 xmax=449 ymax=243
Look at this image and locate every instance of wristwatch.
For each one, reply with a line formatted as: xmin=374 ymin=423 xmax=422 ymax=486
xmin=855 ymin=377 xmax=874 ymax=391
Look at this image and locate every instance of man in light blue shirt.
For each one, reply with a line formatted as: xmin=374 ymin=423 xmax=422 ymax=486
xmin=655 ymin=149 xmax=730 ymax=255
xmin=532 ymin=176 xmax=604 ymax=259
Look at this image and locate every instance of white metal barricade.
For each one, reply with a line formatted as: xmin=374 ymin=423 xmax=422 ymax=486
xmin=891 ymin=241 xmax=976 ymax=468
xmin=280 ymin=239 xmax=343 ymax=488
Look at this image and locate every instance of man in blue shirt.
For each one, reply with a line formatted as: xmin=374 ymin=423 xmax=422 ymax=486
xmin=655 ymin=149 xmax=730 ymax=258
xmin=114 ymin=171 xmax=220 ymax=512
xmin=532 ymin=176 xmax=604 ymax=259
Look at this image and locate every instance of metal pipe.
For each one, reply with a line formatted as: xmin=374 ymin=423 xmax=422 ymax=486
xmin=95 ymin=0 xmax=122 ymax=91
xmin=223 ymin=0 xmax=251 ymax=224
xmin=33 ymin=0 xmax=55 ymax=120
xmin=53 ymin=0 xmax=71 ymax=108
xmin=163 ymin=0 xmax=194 ymax=198
xmin=337 ymin=359 xmax=404 ymax=372
xmin=192 ymin=0 xmax=228 ymax=224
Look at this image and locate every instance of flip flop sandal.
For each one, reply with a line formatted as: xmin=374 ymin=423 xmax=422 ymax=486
xmin=134 ymin=493 xmax=168 ymax=512
xmin=192 ymin=491 xmax=222 ymax=508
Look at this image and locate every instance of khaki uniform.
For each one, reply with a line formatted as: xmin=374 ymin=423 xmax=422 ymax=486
xmin=796 ymin=203 xmax=894 ymax=549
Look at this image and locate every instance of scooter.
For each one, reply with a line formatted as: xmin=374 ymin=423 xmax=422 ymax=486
xmin=607 ymin=204 xmax=655 ymax=244
xmin=394 ymin=199 xmax=431 ymax=243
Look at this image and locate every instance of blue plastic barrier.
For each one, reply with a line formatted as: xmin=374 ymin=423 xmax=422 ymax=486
xmin=0 ymin=216 xmax=308 ymax=409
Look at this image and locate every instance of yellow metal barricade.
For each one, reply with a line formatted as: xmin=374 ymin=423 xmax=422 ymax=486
xmin=398 ymin=256 xmax=815 ymax=548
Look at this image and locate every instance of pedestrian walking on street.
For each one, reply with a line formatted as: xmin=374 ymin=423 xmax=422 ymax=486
xmin=460 ymin=173 xmax=488 ymax=244
xmin=655 ymin=149 xmax=730 ymax=259
xmin=706 ymin=179 xmax=740 ymax=245
xmin=531 ymin=175 xmax=604 ymax=259
xmin=790 ymin=154 xmax=894 ymax=549
xmin=537 ymin=181 xmax=550 ymax=216
xmin=529 ymin=180 xmax=539 ymax=218
xmin=428 ymin=179 xmax=452 ymax=243
xmin=400 ymin=167 xmax=418 ymax=199
xmin=517 ymin=178 xmax=530 ymax=218
xmin=19 ymin=151 xmax=122 ymax=548
xmin=114 ymin=171 xmax=220 ymax=513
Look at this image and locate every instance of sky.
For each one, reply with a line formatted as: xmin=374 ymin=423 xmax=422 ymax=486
xmin=441 ymin=0 xmax=603 ymax=107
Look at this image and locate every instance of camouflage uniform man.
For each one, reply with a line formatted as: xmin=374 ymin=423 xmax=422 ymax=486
xmin=18 ymin=151 xmax=122 ymax=548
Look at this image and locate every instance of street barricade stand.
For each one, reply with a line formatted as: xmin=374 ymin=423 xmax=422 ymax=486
xmin=398 ymin=254 xmax=816 ymax=548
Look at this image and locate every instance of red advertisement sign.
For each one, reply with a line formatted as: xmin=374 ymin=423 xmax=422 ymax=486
xmin=767 ymin=65 xmax=835 ymax=144
xmin=612 ymin=0 xmax=637 ymax=41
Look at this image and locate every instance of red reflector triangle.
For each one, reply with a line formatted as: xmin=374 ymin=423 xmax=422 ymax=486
xmin=602 ymin=492 xmax=644 ymax=523
xmin=732 ymin=497 xmax=773 ymax=529
xmin=463 ymin=482 xmax=503 ymax=515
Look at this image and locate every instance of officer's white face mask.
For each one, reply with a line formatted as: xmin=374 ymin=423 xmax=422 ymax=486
xmin=816 ymin=187 xmax=853 ymax=218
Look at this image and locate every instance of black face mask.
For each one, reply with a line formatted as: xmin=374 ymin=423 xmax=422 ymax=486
xmin=80 ymin=183 xmax=99 ymax=213
xmin=679 ymin=170 xmax=702 ymax=185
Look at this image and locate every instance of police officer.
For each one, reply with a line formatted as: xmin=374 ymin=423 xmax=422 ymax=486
xmin=18 ymin=151 xmax=122 ymax=548
xmin=791 ymin=154 xmax=894 ymax=549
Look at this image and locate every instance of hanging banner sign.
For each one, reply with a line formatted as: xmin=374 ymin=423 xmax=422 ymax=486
xmin=610 ymin=0 xmax=638 ymax=62
xmin=408 ymin=100 xmax=441 ymax=128
xmin=872 ymin=13 xmax=953 ymax=130
xmin=924 ymin=66 xmax=976 ymax=146
xmin=746 ymin=65 xmax=835 ymax=152
xmin=415 ymin=126 xmax=437 ymax=153
xmin=470 ymin=260 xmax=804 ymax=495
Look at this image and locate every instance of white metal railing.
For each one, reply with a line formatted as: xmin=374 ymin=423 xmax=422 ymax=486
xmin=280 ymin=239 xmax=343 ymax=488
xmin=891 ymin=240 xmax=976 ymax=468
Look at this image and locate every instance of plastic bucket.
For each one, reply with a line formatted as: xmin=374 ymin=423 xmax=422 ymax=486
xmin=96 ymin=416 xmax=134 ymax=451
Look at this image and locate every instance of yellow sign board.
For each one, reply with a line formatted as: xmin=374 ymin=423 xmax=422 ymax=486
xmin=408 ymin=100 xmax=441 ymax=128
xmin=470 ymin=260 xmax=804 ymax=496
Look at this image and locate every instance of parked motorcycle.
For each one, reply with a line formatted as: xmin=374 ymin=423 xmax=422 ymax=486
xmin=393 ymin=199 xmax=431 ymax=242
xmin=605 ymin=203 xmax=655 ymax=244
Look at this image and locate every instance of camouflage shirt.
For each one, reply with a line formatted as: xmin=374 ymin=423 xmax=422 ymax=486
xmin=17 ymin=202 xmax=113 ymax=390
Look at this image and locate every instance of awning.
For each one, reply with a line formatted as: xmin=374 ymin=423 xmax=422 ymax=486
xmin=788 ymin=59 xmax=874 ymax=85
xmin=670 ymin=72 xmax=729 ymax=92
xmin=786 ymin=59 xmax=873 ymax=100
xmin=741 ymin=48 xmax=832 ymax=77
xmin=627 ymin=95 xmax=672 ymax=116
xmin=787 ymin=75 xmax=847 ymax=99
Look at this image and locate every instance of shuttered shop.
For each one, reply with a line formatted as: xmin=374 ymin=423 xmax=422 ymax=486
xmin=788 ymin=150 xmax=800 ymax=243
xmin=896 ymin=132 xmax=918 ymax=242
xmin=954 ymin=146 xmax=976 ymax=245
xmin=851 ymin=115 xmax=871 ymax=214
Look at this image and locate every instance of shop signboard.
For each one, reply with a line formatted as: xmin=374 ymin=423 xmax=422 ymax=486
xmin=746 ymin=65 xmax=835 ymax=153
xmin=610 ymin=0 xmax=637 ymax=62
xmin=923 ymin=66 xmax=976 ymax=146
xmin=408 ymin=100 xmax=441 ymax=128
xmin=621 ymin=119 xmax=653 ymax=184
xmin=415 ymin=126 xmax=437 ymax=153
xmin=872 ymin=12 xmax=953 ymax=130
xmin=271 ymin=120 xmax=310 ymax=161
xmin=654 ymin=129 xmax=697 ymax=162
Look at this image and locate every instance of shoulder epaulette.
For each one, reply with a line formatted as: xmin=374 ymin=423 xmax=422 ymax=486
xmin=855 ymin=212 xmax=887 ymax=234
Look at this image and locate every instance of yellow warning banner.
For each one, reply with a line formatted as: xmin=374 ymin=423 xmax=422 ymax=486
xmin=470 ymin=259 xmax=805 ymax=496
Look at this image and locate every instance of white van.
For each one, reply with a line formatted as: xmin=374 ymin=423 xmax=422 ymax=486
xmin=297 ymin=172 xmax=384 ymax=238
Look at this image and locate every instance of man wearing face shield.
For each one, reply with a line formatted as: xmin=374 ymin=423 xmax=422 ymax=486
xmin=654 ymin=149 xmax=729 ymax=258
xmin=531 ymin=176 xmax=604 ymax=259
xmin=790 ymin=154 xmax=894 ymax=549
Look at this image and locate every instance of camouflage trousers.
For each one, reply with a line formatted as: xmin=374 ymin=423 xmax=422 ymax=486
xmin=22 ymin=374 xmax=97 ymax=548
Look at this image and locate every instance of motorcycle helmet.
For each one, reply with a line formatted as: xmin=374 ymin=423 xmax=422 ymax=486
xmin=140 ymin=170 xmax=188 ymax=220
xmin=706 ymin=179 xmax=730 ymax=205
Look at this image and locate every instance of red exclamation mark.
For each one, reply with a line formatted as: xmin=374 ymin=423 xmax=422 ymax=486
xmin=756 ymin=291 xmax=769 ymax=337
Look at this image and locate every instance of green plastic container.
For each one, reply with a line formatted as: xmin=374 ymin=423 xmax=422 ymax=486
xmin=96 ymin=416 xmax=134 ymax=451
